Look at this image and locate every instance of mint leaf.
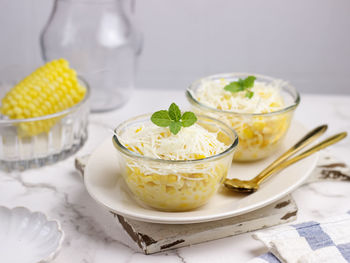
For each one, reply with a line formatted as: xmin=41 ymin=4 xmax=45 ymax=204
xmin=245 ymin=90 xmax=254 ymax=99
xmin=151 ymin=103 xmax=197 ymax=134
xmin=237 ymin=78 xmax=245 ymax=87
xmin=223 ymin=76 xmax=256 ymax=99
xmin=151 ymin=110 xmax=171 ymax=127
xmin=243 ymin=76 xmax=256 ymax=88
xmin=224 ymin=82 xmax=243 ymax=93
xmin=181 ymin=112 xmax=197 ymax=127
xmin=168 ymin=103 xmax=181 ymax=121
xmin=169 ymin=121 xmax=182 ymax=135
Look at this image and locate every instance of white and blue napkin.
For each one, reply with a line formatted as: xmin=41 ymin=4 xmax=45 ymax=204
xmin=249 ymin=212 xmax=350 ymax=263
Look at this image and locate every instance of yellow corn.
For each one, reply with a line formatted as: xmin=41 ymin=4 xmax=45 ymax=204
xmin=242 ymin=125 xmax=254 ymax=139
xmin=123 ymin=160 xmax=227 ymax=211
xmin=168 ymin=175 xmax=177 ymax=183
xmin=0 ymin=59 xmax=86 ymax=136
xmin=252 ymin=120 xmax=266 ymax=131
xmin=193 ymin=154 xmax=206 ymax=160
xmin=269 ymin=102 xmax=281 ymax=108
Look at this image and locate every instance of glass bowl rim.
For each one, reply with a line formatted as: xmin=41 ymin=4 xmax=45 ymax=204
xmin=0 ymin=76 xmax=90 ymax=124
xmin=112 ymin=113 xmax=239 ymax=164
xmin=186 ymin=72 xmax=300 ymax=117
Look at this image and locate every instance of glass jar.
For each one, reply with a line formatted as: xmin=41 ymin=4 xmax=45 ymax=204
xmin=41 ymin=0 xmax=141 ymax=112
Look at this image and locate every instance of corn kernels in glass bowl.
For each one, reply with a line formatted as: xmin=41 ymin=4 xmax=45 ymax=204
xmin=186 ymin=73 xmax=300 ymax=161
xmin=112 ymin=114 xmax=238 ymax=211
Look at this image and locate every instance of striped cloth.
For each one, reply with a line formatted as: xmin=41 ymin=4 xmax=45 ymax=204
xmin=249 ymin=212 xmax=350 ymax=263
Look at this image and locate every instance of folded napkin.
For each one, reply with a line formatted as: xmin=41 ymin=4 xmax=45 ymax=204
xmin=249 ymin=212 xmax=350 ymax=263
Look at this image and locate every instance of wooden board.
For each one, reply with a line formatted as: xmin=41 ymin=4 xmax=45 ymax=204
xmin=112 ymin=195 xmax=297 ymax=254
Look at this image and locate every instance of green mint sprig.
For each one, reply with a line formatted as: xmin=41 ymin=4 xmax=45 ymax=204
xmin=151 ymin=103 xmax=197 ymax=135
xmin=224 ymin=76 xmax=256 ymax=99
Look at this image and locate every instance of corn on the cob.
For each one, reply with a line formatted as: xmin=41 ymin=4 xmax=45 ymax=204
xmin=0 ymin=59 xmax=86 ymax=136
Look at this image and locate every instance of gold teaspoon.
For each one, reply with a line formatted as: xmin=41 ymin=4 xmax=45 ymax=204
xmin=246 ymin=124 xmax=328 ymax=181
xmin=224 ymin=124 xmax=328 ymax=192
xmin=224 ymin=130 xmax=347 ymax=193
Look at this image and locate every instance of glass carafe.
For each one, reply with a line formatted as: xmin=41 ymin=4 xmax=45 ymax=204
xmin=41 ymin=0 xmax=141 ymax=112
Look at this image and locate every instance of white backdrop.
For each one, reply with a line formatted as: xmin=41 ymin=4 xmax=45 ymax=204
xmin=0 ymin=0 xmax=349 ymax=94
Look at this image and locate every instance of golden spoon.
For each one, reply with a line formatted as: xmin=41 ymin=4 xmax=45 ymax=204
xmin=224 ymin=124 xmax=328 ymax=192
xmin=224 ymin=128 xmax=347 ymax=193
xmin=249 ymin=125 xmax=328 ymax=177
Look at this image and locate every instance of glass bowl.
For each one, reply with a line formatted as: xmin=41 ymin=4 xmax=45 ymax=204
xmin=186 ymin=73 xmax=300 ymax=161
xmin=112 ymin=114 xmax=238 ymax=212
xmin=0 ymin=77 xmax=90 ymax=171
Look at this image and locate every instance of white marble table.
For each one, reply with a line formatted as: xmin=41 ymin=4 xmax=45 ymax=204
xmin=1 ymin=90 xmax=349 ymax=263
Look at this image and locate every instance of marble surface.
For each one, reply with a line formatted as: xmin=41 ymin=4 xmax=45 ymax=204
xmin=0 ymin=90 xmax=349 ymax=263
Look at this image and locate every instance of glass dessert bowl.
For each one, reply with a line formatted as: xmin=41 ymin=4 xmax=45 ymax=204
xmin=0 ymin=61 xmax=90 ymax=171
xmin=112 ymin=114 xmax=238 ymax=212
xmin=186 ymin=73 xmax=300 ymax=161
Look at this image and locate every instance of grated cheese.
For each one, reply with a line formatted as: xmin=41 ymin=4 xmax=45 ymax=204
xmin=118 ymin=123 xmax=228 ymax=161
xmin=194 ymin=78 xmax=285 ymax=113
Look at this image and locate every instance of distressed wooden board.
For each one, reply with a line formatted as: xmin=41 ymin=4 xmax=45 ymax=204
xmin=112 ymin=195 xmax=297 ymax=254
xmin=75 ymin=151 xmax=349 ymax=254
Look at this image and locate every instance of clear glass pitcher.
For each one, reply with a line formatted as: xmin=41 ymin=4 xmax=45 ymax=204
xmin=41 ymin=0 xmax=141 ymax=112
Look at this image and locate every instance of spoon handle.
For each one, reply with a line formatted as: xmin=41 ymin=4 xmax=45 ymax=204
xmin=254 ymin=124 xmax=328 ymax=183
xmin=256 ymin=132 xmax=347 ymax=185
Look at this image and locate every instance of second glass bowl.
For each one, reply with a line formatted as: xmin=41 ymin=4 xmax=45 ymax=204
xmin=0 ymin=77 xmax=90 ymax=171
xmin=112 ymin=114 xmax=238 ymax=212
xmin=186 ymin=73 xmax=300 ymax=161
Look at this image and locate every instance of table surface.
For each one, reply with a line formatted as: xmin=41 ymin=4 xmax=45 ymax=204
xmin=1 ymin=90 xmax=350 ymax=263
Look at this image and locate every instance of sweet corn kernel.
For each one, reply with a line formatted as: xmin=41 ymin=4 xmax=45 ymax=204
xmin=193 ymin=154 xmax=206 ymax=159
xmin=123 ymin=159 xmax=227 ymax=211
xmin=168 ymin=175 xmax=177 ymax=183
xmin=242 ymin=126 xmax=254 ymax=139
xmin=252 ymin=120 xmax=265 ymax=131
xmin=269 ymin=102 xmax=281 ymax=108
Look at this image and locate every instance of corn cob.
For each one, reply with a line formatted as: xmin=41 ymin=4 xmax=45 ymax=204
xmin=0 ymin=59 xmax=86 ymax=136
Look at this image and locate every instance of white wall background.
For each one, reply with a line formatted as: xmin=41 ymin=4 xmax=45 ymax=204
xmin=1 ymin=0 xmax=349 ymax=94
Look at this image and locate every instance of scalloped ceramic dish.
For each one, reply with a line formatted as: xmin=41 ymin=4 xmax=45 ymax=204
xmin=0 ymin=206 xmax=64 ymax=263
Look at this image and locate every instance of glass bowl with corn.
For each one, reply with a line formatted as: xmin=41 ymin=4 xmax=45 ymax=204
xmin=186 ymin=73 xmax=300 ymax=162
xmin=112 ymin=110 xmax=238 ymax=212
xmin=0 ymin=59 xmax=90 ymax=171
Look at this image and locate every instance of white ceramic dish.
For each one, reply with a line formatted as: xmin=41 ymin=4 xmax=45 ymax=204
xmin=84 ymin=121 xmax=318 ymax=224
xmin=0 ymin=206 xmax=64 ymax=263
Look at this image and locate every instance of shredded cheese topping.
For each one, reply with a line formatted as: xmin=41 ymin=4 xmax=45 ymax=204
xmin=194 ymin=78 xmax=285 ymax=113
xmin=119 ymin=123 xmax=228 ymax=161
